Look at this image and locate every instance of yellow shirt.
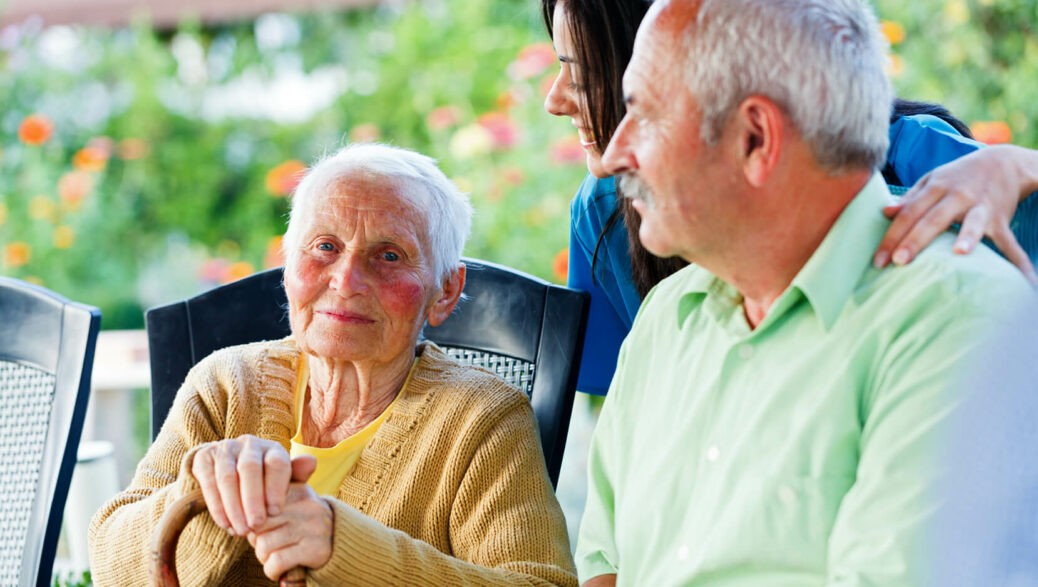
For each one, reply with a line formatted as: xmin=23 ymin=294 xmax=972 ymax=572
xmin=290 ymin=355 xmax=415 ymax=496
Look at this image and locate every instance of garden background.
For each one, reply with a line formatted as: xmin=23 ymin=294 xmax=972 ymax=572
xmin=1 ymin=0 xmax=1036 ymax=327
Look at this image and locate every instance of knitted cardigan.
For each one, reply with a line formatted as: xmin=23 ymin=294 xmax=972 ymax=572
xmin=88 ymin=339 xmax=577 ymax=586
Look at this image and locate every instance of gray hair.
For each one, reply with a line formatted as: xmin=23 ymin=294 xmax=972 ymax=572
xmin=681 ymin=0 xmax=892 ymax=171
xmin=283 ymin=143 xmax=473 ymax=283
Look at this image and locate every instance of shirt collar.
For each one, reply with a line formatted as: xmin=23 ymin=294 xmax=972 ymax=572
xmin=790 ymin=171 xmax=893 ymax=331
xmin=675 ymin=172 xmax=893 ymax=332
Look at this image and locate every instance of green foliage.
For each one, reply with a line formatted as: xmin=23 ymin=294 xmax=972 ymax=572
xmin=877 ymin=0 xmax=1038 ymax=147
xmin=1 ymin=0 xmax=1034 ymax=329
xmin=0 ymin=0 xmax=583 ymax=327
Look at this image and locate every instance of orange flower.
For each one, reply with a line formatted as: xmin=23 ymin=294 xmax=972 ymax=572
xmin=58 ymin=171 xmax=95 ymax=207
xmin=73 ymin=146 xmax=109 ymax=172
xmin=224 ymin=261 xmax=255 ymax=284
xmin=477 ymin=112 xmax=519 ymax=150
xmin=264 ymin=235 xmax=285 ymax=269
xmin=426 ymin=106 xmax=462 ymax=131
xmin=880 ymin=21 xmax=906 ymax=45
xmin=495 ymin=90 xmax=519 ymax=111
xmin=53 ymin=225 xmax=75 ymax=249
xmin=499 ymin=166 xmax=525 ymax=186
xmin=971 ymin=121 xmax=1012 ymax=145
xmin=350 ymin=123 xmax=381 ymax=143
xmin=265 ymin=160 xmax=307 ymax=197
xmin=118 ymin=138 xmax=150 ymax=160
xmin=511 ymin=43 xmax=557 ymax=80
xmin=552 ymin=248 xmax=569 ymax=282
xmin=551 ymin=135 xmax=586 ymax=165
xmin=4 ymin=242 xmax=31 ymax=267
xmin=885 ymin=54 xmax=905 ymax=78
xmin=18 ymin=114 xmax=53 ymax=145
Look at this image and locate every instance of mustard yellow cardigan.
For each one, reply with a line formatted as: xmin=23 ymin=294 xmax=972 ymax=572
xmin=88 ymin=339 xmax=576 ymax=586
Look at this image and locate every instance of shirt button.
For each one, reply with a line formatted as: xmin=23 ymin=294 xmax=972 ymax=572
xmin=779 ymin=485 xmax=797 ymax=505
xmin=739 ymin=344 xmax=754 ymax=359
xmin=677 ymin=545 xmax=689 ymax=561
xmin=706 ymin=445 xmax=720 ymax=462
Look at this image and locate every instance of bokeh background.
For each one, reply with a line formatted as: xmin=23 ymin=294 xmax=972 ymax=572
xmin=1 ymin=0 xmax=1036 ymax=327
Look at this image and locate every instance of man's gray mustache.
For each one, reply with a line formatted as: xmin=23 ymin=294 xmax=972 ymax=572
xmin=618 ymin=174 xmax=655 ymax=206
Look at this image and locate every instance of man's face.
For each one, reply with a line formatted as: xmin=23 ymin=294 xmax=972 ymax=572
xmin=601 ymin=2 xmax=736 ymax=263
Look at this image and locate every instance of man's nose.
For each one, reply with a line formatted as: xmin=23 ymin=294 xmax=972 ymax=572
xmin=601 ymin=115 xmax=637 ymax=176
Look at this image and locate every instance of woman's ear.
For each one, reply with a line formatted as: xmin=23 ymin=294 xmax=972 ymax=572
xmin=427 ymin=264 xmax=466 ymax=327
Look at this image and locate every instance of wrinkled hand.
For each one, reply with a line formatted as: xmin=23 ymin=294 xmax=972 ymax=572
xmin=191 ymin=435 xmax=315 ymax=536
xmin=874 ymin=145 xmax=1038 ymax=284
xmin=247 ymin=479 xmax=334 ymax=580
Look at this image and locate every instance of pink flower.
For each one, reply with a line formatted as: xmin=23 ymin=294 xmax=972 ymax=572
xmin=551 ymin=135 xmax=585 ymax=165
xmin=477 ymin=112 xmax=519 ymax=150
xmin=511 ymin=43 xmax=557 ymax=80
xmin=426 ymin=106 xmax=462 ymax=131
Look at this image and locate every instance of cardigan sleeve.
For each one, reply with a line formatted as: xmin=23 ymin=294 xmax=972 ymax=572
xmin=308 ymin=398 xmax=578 ymax=586
xmin=87 ymin=365 xmax=250 ymax=587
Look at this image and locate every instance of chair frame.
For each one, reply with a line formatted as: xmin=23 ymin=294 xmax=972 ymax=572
xmin=146 ymin=258 xmax=588 ymax=485
xmin=0 ymin=277 xmax=101 ymax=587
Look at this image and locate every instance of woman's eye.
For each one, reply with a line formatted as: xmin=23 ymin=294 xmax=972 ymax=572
xmin=382 ymin=251 xmax=400 ymax=262
xmin=317 ymin=242 xmax=335 ymax=252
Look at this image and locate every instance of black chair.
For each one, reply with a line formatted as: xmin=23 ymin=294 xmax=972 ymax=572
xmin=0 ymin=277 xmax=101 ymax=587
xmin=146 ymin=258 xmax=589 ymax=486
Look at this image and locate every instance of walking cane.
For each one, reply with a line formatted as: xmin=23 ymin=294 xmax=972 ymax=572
xmin=150 ymin=488 xmax=306 ymax=587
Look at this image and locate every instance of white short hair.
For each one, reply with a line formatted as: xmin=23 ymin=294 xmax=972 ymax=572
xmin=682 ymin=0 xmax=892 ymax=171
xmin=283 ymin=143 xmax=473 ymax=283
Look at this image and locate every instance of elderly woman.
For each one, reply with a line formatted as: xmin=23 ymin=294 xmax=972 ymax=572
xmin=88 ymin=143 xmax=577 ymax=586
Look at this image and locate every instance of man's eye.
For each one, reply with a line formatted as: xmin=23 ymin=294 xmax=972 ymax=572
xmin=317 ymin=242 xmax=335 ymax=252
xmin=382 ymin=251 xmax=400 ymax=262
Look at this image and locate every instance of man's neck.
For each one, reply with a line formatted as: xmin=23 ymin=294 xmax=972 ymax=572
xmin=708 ymin=168 xmax=873 ymax=329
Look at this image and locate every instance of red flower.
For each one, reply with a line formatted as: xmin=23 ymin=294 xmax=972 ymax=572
xmin=426 ymin=106 xmax=462 ymax=131
xmin=511 ymin=43 xmax=557 ymax=80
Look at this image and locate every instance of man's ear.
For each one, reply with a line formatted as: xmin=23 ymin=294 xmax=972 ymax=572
xmin=734 ymin=95 xmax=784 ymax=187
xmin=427 ymin=264 xmax=466 ymax=327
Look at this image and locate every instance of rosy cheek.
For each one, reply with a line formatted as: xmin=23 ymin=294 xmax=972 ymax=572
xmin=378 ymin=275 xmax=427 ymax=319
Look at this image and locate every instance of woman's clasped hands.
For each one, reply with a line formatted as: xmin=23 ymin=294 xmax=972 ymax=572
xmin=190 ymin=435 xmax=333 ymax=580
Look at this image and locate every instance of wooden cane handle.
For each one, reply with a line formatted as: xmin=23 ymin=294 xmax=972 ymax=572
xmin=150 ymin=487 xmax=305 ymax=586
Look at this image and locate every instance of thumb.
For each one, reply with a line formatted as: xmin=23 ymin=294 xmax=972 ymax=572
xmin=290 ymin=454 xmax=317 ymax=483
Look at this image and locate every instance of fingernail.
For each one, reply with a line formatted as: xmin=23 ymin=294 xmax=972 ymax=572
xmin=892 ymin=249 xmax=910 ymax=265
xmin=873 ymin=251 xmax=890 ymax=268
xmin=954 ymin=240 xmax=972 ymax=254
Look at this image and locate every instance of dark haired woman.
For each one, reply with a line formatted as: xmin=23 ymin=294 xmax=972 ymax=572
xmin=542 ymin=0 xmax=1038 ymax=394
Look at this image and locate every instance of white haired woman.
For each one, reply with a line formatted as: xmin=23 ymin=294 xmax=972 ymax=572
xmin=88 ymin=143 xmax=577 ymax=586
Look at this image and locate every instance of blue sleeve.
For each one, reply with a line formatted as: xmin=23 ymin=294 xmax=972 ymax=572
xmin=886 ymin=114 xmax=983 ymax=187
xmin=568 ymin=175 xmax=635 ymax=395
xmin=887 ymin=114 xmax=1038 ymax=263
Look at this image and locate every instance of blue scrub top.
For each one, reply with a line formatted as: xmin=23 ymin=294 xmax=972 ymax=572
xmin=568 ymin=114 xmax=1038 ymax=395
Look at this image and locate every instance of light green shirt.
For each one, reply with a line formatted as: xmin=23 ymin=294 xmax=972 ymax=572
xmin=575 ymin=173 xmax=1033 ymax=586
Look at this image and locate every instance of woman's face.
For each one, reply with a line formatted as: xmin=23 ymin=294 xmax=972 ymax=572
xmin=284 ymin=172 xmax=452 ymax=365
xmin=544 ymin=2 xmax=609 ymax=179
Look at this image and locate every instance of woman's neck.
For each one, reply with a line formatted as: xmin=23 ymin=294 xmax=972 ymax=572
xmin=301 ymin=350 xmax=414 ymax=447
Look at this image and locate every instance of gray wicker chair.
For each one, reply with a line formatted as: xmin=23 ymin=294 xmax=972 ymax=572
xmin=0 ymin=277 xmax=101 ymax=586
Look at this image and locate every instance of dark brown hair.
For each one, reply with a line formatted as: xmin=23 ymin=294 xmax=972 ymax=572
xmin=543 ymin=0 xmax=686 ymax=298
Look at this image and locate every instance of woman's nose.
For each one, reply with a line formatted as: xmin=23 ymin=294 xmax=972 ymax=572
xmin=543 ymin=70 xmax=575 ymax=117
xmin=329 ymin=253 xmax=371 ymax=295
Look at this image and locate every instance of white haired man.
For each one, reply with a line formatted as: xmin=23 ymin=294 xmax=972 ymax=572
xmin=574 ymin=0 xmax=1034 ymax=585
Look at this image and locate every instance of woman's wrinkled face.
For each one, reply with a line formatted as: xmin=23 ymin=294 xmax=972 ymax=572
xmin=543 ymin=2 xmax=609 ymax=178
xmin=284 ymin=172 xmax=444 ymax=365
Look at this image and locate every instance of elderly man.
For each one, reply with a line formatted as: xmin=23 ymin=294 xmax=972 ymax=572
xmin=574 ymin=0 xmax=1033 ymax=585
